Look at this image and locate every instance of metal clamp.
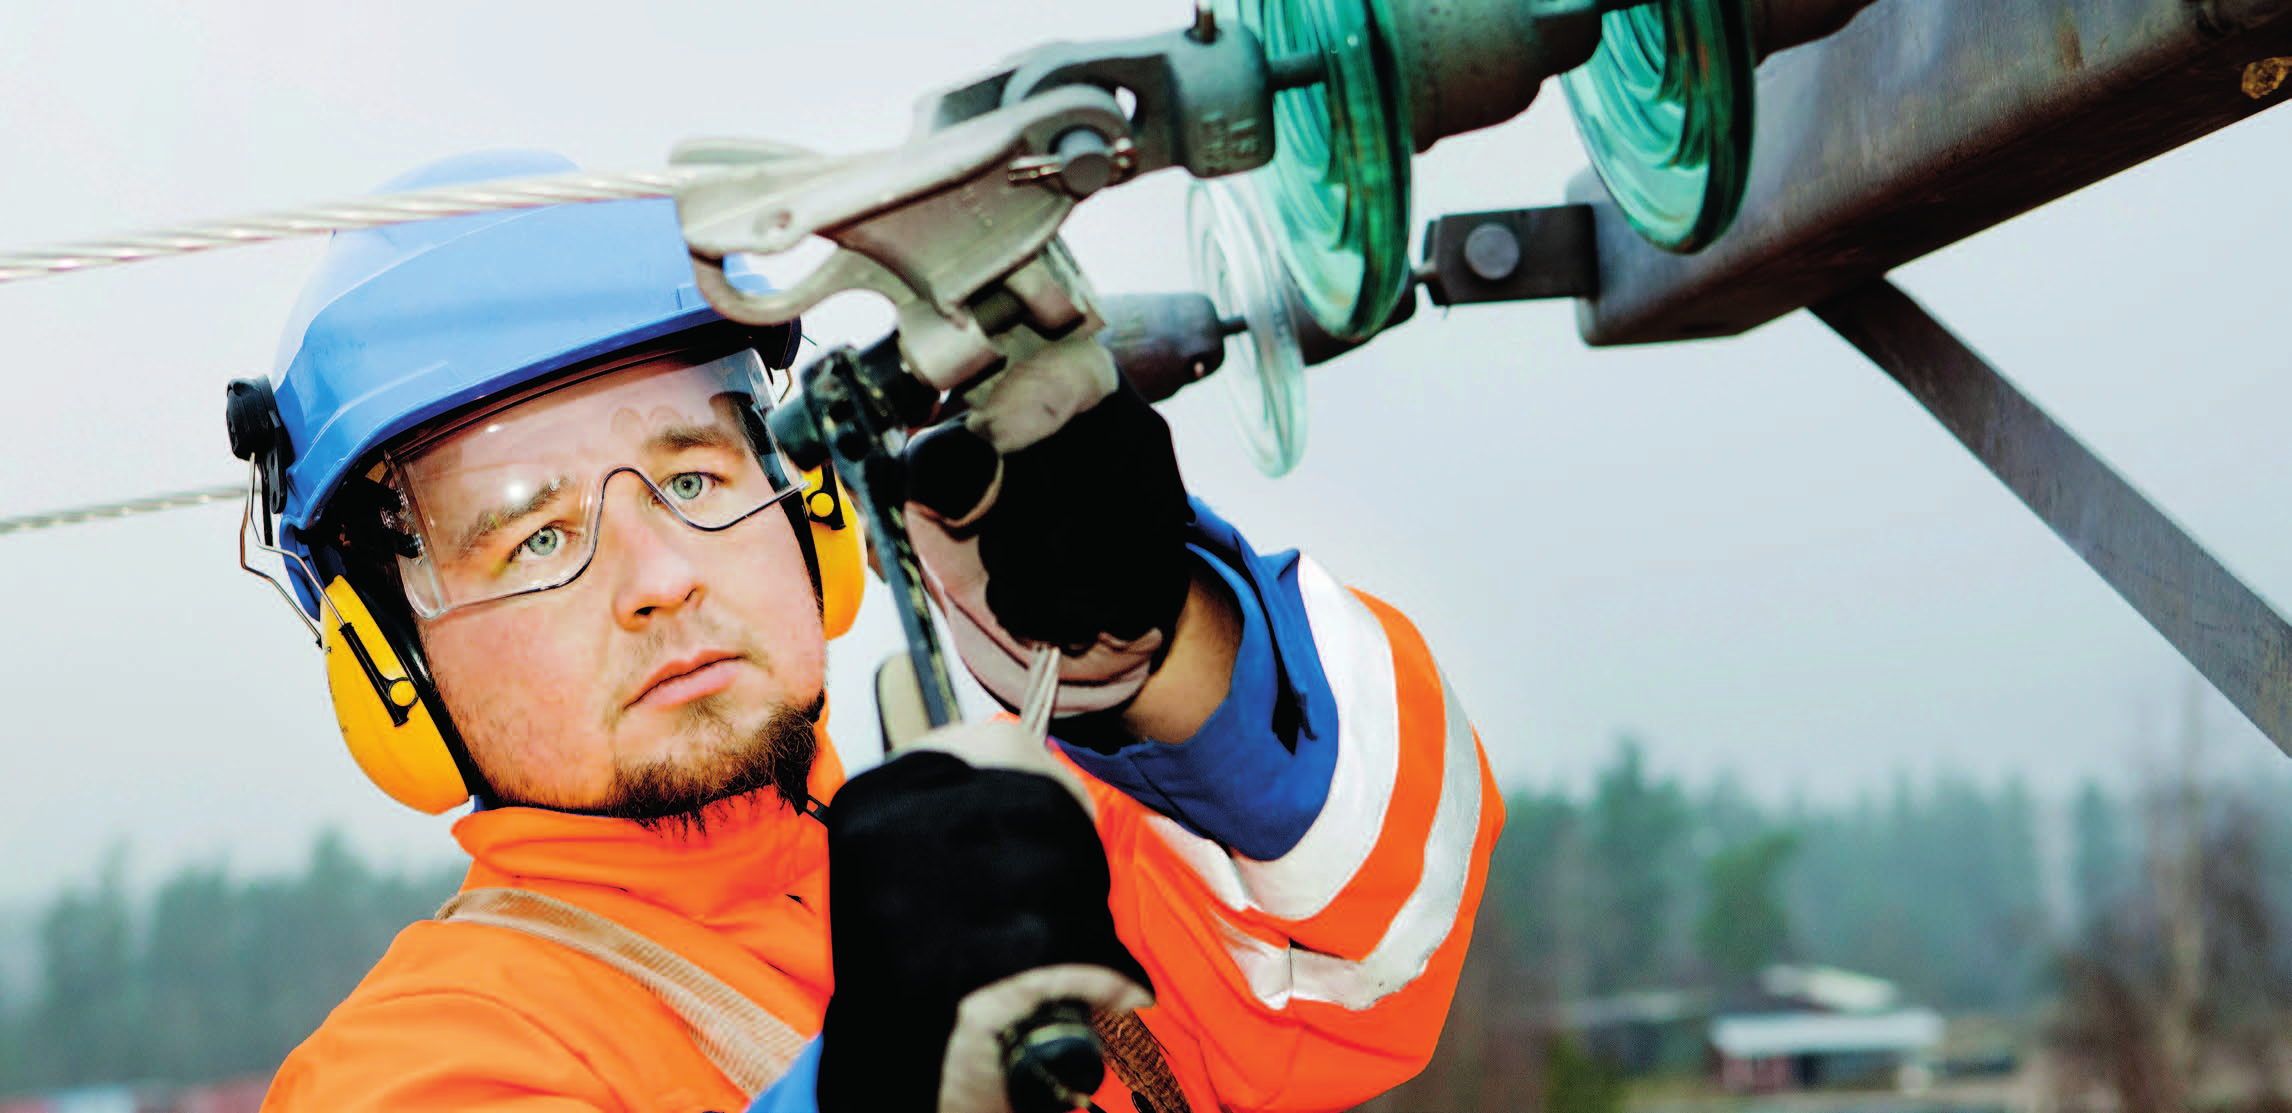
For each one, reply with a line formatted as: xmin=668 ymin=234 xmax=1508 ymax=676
xmin=673 ymin=18 xmax=1296 ymax=396
xmin=675 ymin=84 xmax=1134 ymax=393
xmin=992 ymin=24 xmax=1280 ymax=181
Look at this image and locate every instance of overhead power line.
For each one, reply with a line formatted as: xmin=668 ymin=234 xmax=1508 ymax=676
xmin=0 ymin=169 xmax=694 ymax=285
xmin=0 ymin=484 xmax=245 ymax=536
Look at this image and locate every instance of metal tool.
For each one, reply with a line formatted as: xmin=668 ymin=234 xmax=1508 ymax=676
xmin=767 ymin=338 xmax=953 ymax=729
xmin=767 ymin=333 xmax=1110 ymax=1111
xmin=709 ymin=42 xmax=1283 ymax=1098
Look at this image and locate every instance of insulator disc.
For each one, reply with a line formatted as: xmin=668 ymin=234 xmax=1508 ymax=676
xmin=1222 ymin=0 xmax=1414 ymax=344
xmin=1561 ymin=0 xmax=1755 ymax=254
xmin=1187 ymin=180 xmax=1308 ymax=477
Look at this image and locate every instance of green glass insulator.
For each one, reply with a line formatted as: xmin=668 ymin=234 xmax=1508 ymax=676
xmin=1224 ymin=0 xmax=1414 ymax=344
xmin=1560 ymin=0 xmax=1755 ymax=254
xmin=1188 ymin=180 xmax=1309 ymax=477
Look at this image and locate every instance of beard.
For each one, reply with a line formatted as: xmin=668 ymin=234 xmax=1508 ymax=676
xmin=592 ymin=688 xmax=826 ymax=837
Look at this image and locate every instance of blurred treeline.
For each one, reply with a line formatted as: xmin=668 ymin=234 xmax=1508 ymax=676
xmin=1365 ymin=736 xmax=2292 ymax=1113
xmin=2048 ymin=736 xmax=2292 ymax=1111
xmin=5 ymin=737 xmax=2291 ymax=1108
xmin=1493 ymin=735 xmax=2058 ymax=1009
xmin=0 ymin=832 xmax=464 ymax=1095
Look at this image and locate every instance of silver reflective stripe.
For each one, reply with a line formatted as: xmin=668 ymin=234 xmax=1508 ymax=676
xmin=1287 ymin=677 xmax=1483 ymax=1009
xmin=1158 ymin=675 xmax=1486 ymax=1012
xmin=1230 ymin=557 xmax=1401 ymax=920
xmin=437 ymin=887 xmax=806 ymax=1097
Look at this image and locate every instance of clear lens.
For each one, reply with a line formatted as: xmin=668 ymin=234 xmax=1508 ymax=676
xmin=385 ymin=348 xmax=802 ymax=618
xmin=1187 ymin=179 xmax=1307 ymax=477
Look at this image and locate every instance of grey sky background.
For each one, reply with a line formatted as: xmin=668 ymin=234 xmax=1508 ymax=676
xmin=1 ymin=0 xmax=2288 ymax=904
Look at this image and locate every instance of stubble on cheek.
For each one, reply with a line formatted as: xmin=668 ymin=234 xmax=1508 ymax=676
xmin=435 ymin=661 xmax=613 ymax=808
xmin=420 ymin=615 xmax=618 ymax=808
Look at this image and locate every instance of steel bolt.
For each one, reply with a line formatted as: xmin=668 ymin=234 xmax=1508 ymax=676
xmin=1052 ymin=129 xmax=1116 ymax=198
xmin=1463 ymin=221 xmax=1521 ymax=282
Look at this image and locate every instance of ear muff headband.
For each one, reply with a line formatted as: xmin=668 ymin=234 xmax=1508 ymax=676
xmin=804 ymin=464 xmax=865 ymax=639
xmin=743 ymin=381 xmax=862 ymax=642
xmin=319 ymin=577 xmax=475 ymax=814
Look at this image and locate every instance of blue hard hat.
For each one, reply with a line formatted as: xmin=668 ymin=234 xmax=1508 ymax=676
xmin=268 ymin=150 xmax=784 ymax=614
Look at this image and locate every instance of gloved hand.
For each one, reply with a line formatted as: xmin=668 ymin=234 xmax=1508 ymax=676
xmin=906 ymin=333 xmax=1194 ymax=724
xmin=815 ymin=719 xmax=1155 ymax=1113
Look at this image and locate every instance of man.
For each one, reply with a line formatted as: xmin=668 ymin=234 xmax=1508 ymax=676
xmin=246 ymin=150 xmax=1501 ymax=1113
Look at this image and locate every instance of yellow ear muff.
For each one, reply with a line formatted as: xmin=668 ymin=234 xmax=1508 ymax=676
xmin=320 ymin=578 xmax=470 ymax=815
xmin=802 ymin=464 xmax=865 ymax=639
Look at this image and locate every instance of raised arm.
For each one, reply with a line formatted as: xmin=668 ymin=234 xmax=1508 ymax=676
xmin=1067 ymin=503 xmax=1504 ymax=1113
xmin=903 ymin=341 xmax=1503 ymax=1111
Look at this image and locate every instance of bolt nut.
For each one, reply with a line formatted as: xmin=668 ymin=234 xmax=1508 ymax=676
xmin=1052 ymin=128 xmax=1116 ymax=198
xmin=1462 ymin=221 xmax=1521 ymax=282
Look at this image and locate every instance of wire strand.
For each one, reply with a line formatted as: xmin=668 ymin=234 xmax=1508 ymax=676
xmin=0 ymin=169 xmax=699 ymax=285
xmin=0 ymin=483 xmax=246 ymax=536
xmin=1018 ymin=642 xmax=1062 ymax=740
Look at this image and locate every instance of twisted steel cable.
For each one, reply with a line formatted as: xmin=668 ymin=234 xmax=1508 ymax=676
xmin=0 ymin=483 xmax=246 ymax=536
xmin=0 ymin=169 xmax=699 ymax=285
xmin=0 ymin=169 xmax=713 ymax=540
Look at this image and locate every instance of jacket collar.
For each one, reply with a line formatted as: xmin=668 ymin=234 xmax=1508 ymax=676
xmin=449 ymin=735 xmax=846 ymax=925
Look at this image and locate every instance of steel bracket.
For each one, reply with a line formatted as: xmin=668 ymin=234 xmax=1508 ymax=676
xmin=1421 ymin=204 xmax=1598 ymax=307
xmin=1816 ymin=279 xmax=2292 ymax=756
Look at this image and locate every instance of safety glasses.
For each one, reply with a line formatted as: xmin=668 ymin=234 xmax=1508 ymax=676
xmin=382 ymin=347 xmax=804 ymax=618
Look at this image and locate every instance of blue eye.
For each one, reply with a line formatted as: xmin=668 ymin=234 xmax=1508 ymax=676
xmin=519 ymin=526 xmax=564 ymax=560
xmin=665 ymin=473 xmax=711 ymax=501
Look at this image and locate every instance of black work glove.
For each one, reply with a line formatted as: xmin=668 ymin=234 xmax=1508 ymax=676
xmin=816 ymin=739 xmax=1154 ymax=1113
xmin=906 ymin=333 xmax=1195 ymax=724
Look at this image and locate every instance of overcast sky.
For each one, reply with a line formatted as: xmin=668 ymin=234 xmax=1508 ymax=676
xmin=0 ymin=0 xmax=2288 ymax=903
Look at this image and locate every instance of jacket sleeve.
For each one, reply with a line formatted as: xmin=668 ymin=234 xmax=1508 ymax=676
xmin=1057 ymin=499 xmax=1505 ymax=1113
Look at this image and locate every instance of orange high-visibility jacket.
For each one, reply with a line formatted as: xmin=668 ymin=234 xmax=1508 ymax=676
xmin=263 ymin=554 xmax=1502 ymax=1113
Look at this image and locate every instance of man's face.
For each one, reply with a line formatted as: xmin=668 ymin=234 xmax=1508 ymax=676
xmin=402 ymin=352 xmax=827 ymax=822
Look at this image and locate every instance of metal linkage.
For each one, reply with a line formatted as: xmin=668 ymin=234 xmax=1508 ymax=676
xmin=674 ymin=90 xmax=1129 ymax=397
xmin=0 ymin=169 xmax=695 ymax=285
xmin=1419 ymin=205 xmax=1597 ymax=307
xmin=674 ymin=20 xmax=1289 ymax=397
xmin=0 ymin=483 xmax=243 ymax=536
xmin=1575 ymin=0 xmax=2292 ymax=345
xmin=1815 ymin=279 xmax=2292 ymax=756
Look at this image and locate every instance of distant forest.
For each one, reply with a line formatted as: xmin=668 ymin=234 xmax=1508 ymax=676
xmin=0 ymin=834 xmax=463 ymax=1094
xmin=1377 ymin=737 xmax=2292 ymax=1112
xmin=4 ymin=738 xmax=2290 ymax=1101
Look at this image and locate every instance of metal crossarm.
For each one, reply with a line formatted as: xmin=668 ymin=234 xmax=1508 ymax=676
xmin=1814 ymin=279 xmax=2292 ymax=755
xmin=1574 ymin=0 xmax=2292 ymax=346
